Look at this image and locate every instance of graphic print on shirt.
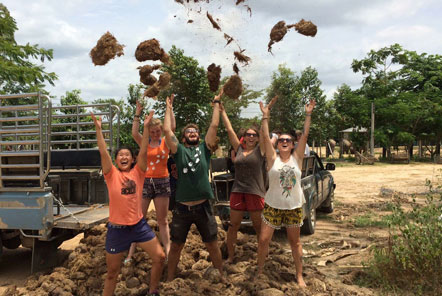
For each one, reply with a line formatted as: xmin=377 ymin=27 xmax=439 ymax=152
xmin=147 ymin=149 xmax=167 ymax=172
xmin=182 ymin=147 xmax=201 ymax=174
xmin=121 ymin=178 xmax=137 ymax=195
xmin=279 ymin=164 xmax=297 ymax=198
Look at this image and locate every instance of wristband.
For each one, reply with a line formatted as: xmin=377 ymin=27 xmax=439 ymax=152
xmin=134 ymin=114 xmax=141 ymax=118
xmin=306 ymin=113 xmax=312 ymax=116
xmin=262 ymin=117 xmax=269 ymax=120
xmin=212 ymin=100 xmax=221 ymax=104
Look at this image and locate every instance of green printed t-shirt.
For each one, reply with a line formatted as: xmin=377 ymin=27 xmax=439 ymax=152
xmin=174 ymin=142 xmax=214 ymax=202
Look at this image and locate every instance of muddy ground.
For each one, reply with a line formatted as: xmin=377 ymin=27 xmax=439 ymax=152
xmin=0 ymin=162 xmax=439 ymax=295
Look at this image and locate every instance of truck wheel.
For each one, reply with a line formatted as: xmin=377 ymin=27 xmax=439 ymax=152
xmin=2 ymin=235 xmax=21 ymax=249
xmin=320 ymin=189 xmax=334 ymax=213
xmin=301 ymin=206 xmax=316 ymax=235
xmin=0 ymin=237 xmax=3 ymax=257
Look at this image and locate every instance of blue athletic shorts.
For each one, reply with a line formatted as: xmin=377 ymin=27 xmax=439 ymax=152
xmin=105 ymin=218 xmax=156 ymax=254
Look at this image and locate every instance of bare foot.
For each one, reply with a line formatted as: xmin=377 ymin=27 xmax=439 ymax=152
xmin=297 ymin=276 xmax=306 ymax=288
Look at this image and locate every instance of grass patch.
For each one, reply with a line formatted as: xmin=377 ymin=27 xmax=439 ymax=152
xmin=361 ymin=173 xmax=442 ymax=295
xmin=353 ymin=212 xmax=390 ymax=228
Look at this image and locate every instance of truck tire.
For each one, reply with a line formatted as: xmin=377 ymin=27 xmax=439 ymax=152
xmin=320 ymin=188 xmax=334 ymax=213
xmin=0 ymin=237 xmax=3 ymax=257
xmin=2 ymin=235 xmax=21 ymax=249
xmin=301 ymin=206 xmax=316 ymax=235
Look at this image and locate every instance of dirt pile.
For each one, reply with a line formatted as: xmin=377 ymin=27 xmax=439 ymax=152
xmin=207 ymin=63 xmax=222 ymax=92
xmin=268 ymin=19 xmax=317 ymax=53
xmin=139 ymin=65 xmax=162 ymax=86
xmin=90 ymin=32 xmax=124 ymax=66
xmin=292 ymin=19 xmax=317 ymax=37
xmin=268 ymin=21 xmax=288 ymax=53
xmin=223 ymin=74 xmax=243 ymax=100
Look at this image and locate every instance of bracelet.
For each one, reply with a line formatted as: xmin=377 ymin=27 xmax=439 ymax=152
xmin=134 ymin=114 xmax=141 ymax=118
xmin=262 ymin=117 xmax=269 ymax=120
xmin=212 ymin=100 xmax=221 ymax=104
xmin=306 ymin=113 xmax=312 ymax=116
xmin=134 ymin=117 xmax=140 ymax=121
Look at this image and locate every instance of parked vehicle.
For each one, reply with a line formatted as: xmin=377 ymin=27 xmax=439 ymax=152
xmin=0 ymin=93 xmax=119 ymax=272
xmin=211 ymin=151 xmax=336 ymax=234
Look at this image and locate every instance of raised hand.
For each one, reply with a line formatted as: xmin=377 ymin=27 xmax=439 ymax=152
xmin=91 ymin=112 xmax=102 ymax=130
xmin=144 ymin=110 xmax=155 ymax=128
xmin=166 ymin=94 xmax=175 ymax=109
xmin=305 ymin=99 xmax=316 ymax=114
xmin=135 ymin=99 xmax=143 ymax=116
xmin=259 ymin=95 xmax=278 ymax=116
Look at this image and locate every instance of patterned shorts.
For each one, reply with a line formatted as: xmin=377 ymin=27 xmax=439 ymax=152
xmin=261 ymin=203 xmax=304 ymax=229
xmin=143 ymin=177 xmax=171 ymax=199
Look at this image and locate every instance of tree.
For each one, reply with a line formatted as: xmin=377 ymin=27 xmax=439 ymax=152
xmin=0 ymin=4 xmax=57 ymax=95
xmin=265 ymin=65 xmax=327 ymax=148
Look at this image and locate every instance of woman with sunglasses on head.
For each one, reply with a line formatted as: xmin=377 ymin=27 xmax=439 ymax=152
xmin=91 ymin=111 xmax=165 ymax=296
xmin=220 ymin=104 xmax=268 ymax=264
xmin=257 ymin=96 xmax=316 ymax=288
xmin=125 ymin=97 xmax=176 ymax=264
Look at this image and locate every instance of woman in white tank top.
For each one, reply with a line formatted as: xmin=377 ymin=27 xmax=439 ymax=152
xmin=257 ymin=96 xmax=316 ymax=288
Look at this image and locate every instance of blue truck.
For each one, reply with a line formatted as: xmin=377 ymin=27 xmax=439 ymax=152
xmin=0 ymin=93 xmax=119 ymax=272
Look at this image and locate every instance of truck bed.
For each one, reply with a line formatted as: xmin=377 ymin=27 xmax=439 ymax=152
xmin=53 ymin=204 xmax=109 ymax=230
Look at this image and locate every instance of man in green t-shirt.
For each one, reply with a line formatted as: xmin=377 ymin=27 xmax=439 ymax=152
xmin=163 ymin=90 xmax=224 ymax=281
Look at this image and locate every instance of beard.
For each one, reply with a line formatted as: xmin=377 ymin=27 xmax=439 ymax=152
xmin=185 ymin=135 xmax=200 ymax=145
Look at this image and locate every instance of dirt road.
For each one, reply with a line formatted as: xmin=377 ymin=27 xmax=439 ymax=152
xmin=0 ymin=162 xmax=439 ymax=295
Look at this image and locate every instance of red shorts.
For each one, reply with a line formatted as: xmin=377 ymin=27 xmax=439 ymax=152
xmin=230 ymin=192 xmax=265 ymax=212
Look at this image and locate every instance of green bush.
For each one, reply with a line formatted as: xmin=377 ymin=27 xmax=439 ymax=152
xmin=362 ymin=173 xmax=442 ymax=295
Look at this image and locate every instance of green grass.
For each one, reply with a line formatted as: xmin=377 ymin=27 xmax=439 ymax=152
xmin=353 ymin=212 xmax=390 ymax=228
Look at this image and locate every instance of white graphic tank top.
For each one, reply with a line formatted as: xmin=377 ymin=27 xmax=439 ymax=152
xmin=265 ymin=155 xmax=305 ymax=209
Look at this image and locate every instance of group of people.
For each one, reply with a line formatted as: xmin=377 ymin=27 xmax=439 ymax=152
xmin=92 ymin=89 xmax=315 ymax=296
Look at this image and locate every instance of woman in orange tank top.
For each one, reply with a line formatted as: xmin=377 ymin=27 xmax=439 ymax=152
xmin=126 ymin=98 xmax=176 ymax=263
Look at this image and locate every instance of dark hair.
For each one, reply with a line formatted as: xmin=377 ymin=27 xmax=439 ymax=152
xmin=114 ymin=146 xmax=136 ymax=169
xmin=181 ymin=123 xmax=200 ymax=140
xmin=245 ymin=126 xmax=260 ymax=137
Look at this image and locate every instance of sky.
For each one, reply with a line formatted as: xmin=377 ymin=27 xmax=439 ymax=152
xmin=3 ymin=0 xmax=442 ymax=117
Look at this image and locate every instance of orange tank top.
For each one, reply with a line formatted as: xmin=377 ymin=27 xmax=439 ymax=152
xmin=145 ymin=137 xmax=169 ymax=178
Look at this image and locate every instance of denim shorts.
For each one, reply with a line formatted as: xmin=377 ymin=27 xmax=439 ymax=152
xmin=105 ymin=218 xmax=156 ymax=254
xmin=170 ymin=200 xmax=218 ymax=243
xmin=143 ymin=177 xmax=171 ymax=199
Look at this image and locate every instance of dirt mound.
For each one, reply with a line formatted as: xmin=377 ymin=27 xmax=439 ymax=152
xmin=139 ymin=65 xmax=162 ymax=86
xmin=135 ymin=39 xmax=166 ymax=62
xmin=223 ymin=75 xmax=243 ymax=100
xmin=207 ymin=63 xmax=222 ymax=92
xmin=90 ymin=32 xmax=124 ymax=66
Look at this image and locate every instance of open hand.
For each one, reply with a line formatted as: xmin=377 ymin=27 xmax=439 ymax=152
xmin=259 ymin=95 xmax=278 ymax=116
xmin=143 ymin=110 xmax=155 ymax=128
xmin=91 ymin=112 xmax=102 ymax=130
xmin=305 ymin=99 xmax=316 ymax=114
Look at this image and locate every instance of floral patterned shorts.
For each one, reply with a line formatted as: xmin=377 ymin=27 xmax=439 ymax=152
xmin=261 ymin=203 xmax=303 ymax=229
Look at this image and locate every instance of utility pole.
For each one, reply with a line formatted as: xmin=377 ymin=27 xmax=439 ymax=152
xmin=370 ymin=102 xmax=375 ymax=156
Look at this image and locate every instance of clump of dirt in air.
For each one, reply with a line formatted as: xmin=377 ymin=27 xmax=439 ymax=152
xmin=139 ymin=65 xmax=161 ymax=86
xmin=206 ymin=12 xmax=221 ymax=31
xmin=157 ymin=72 xmax=171 ymax=89
xmin=135 ymin=39 xmax=165 ymax=62
xmin=268 ymin=21 xmax=288 ymax=53
xmin=144 ymin=84 xmax=160 ymax=98
xmin=90 ymin=32 xmax=124 ymax=66
xmin=223 ymin=75 xmax=243 ymax=100
xmin=234 ymin=50 xmax=251 ymax=65
xmin=207 ymin=63 xmax=222 ymax=92
xmin=292 ymin=19 xmax=317 ymax=37
xmin=233 ymin=63 xmax=239 ymax=75
xmin=160 ymin=52 xmax=171 ymax=65
xmin=224 ymin=33 xmax=234 ymax=46
xmin=236 ymin=0 xmax=246 ymax=5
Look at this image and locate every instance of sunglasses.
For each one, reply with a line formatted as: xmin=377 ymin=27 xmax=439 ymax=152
xmin=277 ymin=138 xmax=292 ymax=144
xmin=185 ymin=128 xmax=199 ymax=134
xmin=245 ymin=132 xmax=258 ymax=138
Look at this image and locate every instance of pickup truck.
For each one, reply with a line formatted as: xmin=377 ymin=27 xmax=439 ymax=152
xmin=211 ymin=151 xmax=336 ymax=234
xmin=0 ymin=92 xmax=119 ymax=272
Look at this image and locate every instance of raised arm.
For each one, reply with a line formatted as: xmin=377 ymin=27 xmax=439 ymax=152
xmin=294 ymin=99 xmax=316 ymax=166
xmin=131 ymin=100 xmax=143 ymax=146
xmin=259 ymin=95 xmax=278 ymax=170
xmin=137 ymin=110 xmax=154 ymax=171
xmin=164 ymin=94 xmax=179 ymax=154
xmin=92 ymin=113 xmax=112 ymax=174
xmin=220 ymin=103 xmax=240 ymax=151
xmin=205 ymin=89 xmax=223 ymax=149
xmin=170 ymin=95 xmax=176 ymax=133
